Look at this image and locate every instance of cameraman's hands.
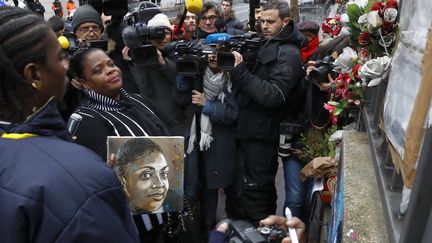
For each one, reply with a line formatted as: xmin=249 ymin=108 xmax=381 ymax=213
xmin=306 ymin=61 xmax=334 ymax=92
xmin=260 ymin=215 xmax=306 ymax=243
xmin=232 ymin=51 xmax=243 ymax=67
xmin=156 ymin=49 xmax=166 ymax=65
xmin=191 ymin=90 xmax=206 ymax=107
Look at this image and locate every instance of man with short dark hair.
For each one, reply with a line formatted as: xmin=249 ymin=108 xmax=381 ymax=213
xmin=229 ymin=0 xmax=306 ymax=225
xmin=221 ymin=0 xmax=243 ymax=30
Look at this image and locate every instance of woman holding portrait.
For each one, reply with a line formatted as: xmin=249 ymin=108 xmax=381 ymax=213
xmin=68 ymin=47 xmax=175 ymax=242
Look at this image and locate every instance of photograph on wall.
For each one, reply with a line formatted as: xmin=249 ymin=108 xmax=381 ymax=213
xmin=107 ymin=136 xmax=184 ymax=214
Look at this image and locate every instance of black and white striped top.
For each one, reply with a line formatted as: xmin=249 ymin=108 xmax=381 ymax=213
xmin=71 ymin=89 xmax=172 ymax=235
xmin=72 ymin=89 xmax=171 ymax=159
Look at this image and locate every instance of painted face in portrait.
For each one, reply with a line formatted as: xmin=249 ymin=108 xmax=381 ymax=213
xmin=123 ymin=151 xmax=169 ymax=213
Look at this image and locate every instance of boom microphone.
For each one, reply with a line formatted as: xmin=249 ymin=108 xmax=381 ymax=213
xmin=206 ymin=33 xmax=231 ymax=44
xmin=185 ymin=0 xmax=203 ymax=15
xmin=67 ymin=113 xmax=82 ymax=138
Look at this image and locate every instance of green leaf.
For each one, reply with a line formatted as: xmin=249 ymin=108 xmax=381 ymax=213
xmin=347 ymin=3 xmax=363 ymax=23
xmin=334 ymin=106 xmax=344 ymax=116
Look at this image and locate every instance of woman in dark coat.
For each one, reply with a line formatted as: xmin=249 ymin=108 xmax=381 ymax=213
xmin=0 ymin=7 xmax=138 ymax=243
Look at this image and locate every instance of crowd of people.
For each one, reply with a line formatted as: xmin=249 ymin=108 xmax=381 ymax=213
xmin=0 ymin=0 xmax=347 ymax=242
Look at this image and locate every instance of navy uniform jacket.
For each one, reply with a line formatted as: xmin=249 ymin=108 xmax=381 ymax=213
xmin=0 ymin=101 xmax=138 ymax=243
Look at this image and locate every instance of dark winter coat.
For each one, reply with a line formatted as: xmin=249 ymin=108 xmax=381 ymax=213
xmin=230 ymin=21 xmax=306 ymax=141
xmin=201 ymin=84 xmax=239 ymax=188
xmin=128 ymin=53 xmax=186 ymax=136
xmin=0 ymin=101 xmax=138 ymax=243
xmin=225 ymin=11 xmax=244 ymax=30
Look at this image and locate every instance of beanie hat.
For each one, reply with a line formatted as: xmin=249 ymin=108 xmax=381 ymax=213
xmin=147 ymin=13 xmax=171 ymax=29
xmin=297 ymin=21 xmax=320 ymax=35
xmin=72 ymin=4 xmax=103 ymax=33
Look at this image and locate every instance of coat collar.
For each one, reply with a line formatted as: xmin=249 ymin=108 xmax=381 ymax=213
xmin=0 ymin=98 xmax=71 ymax=141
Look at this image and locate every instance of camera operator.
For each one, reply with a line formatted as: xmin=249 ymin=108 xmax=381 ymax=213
xmin=228 ymin=0 xmax=305 ymax=225
xmin=208 ymin=215 xmax=306 ymax=243
xmin=127 ymin=13 xmax=186 ymax=136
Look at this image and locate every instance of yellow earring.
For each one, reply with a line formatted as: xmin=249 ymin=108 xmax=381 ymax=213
xmin=31 ymin=81 xmax=42 ymax=91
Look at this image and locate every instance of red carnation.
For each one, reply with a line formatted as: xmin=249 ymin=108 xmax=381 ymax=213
xmin=382 ymin=21 xmax=394 ymax=34
xmin=386 ymin=0 xmax=398 ymax=9
xmin=358 ymin=32 xmax=370 ymax=46
xmin=333 ymin=25 xmax=343 ymax=37
xmin=322 ymin=23 xmax=332 ymax=34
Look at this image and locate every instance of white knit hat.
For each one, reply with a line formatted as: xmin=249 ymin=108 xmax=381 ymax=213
xmin=147 ymin=13 xmax=171 ymax=29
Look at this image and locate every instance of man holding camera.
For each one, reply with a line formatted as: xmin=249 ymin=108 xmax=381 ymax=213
xmin=229 ymin=0 xmax=305 ymax=225
xmin=72 ymin=4 xmax=103 ymax=44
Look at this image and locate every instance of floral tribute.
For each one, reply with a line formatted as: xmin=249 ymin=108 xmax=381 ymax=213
xmin=321 ymin=0 xmax=399 ymax=125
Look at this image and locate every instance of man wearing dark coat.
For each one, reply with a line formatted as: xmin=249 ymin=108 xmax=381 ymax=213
xmin=229 ymin=0 xmax=306 ymax=225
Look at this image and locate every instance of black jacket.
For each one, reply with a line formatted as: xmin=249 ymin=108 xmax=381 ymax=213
xmin=0 ymin=101 xmax=138 ymax=243
xmin=128 ymin=51 xmax=186 ymax=136
xmin=230 ymin=21 xmax=306 ymax=141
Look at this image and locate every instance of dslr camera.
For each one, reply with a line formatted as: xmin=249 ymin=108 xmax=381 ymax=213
xmin=309 ymin=55 xmax=336 ymax=84
xmin=227 ymin=220 xmax=286 ymax=243
xmin=278 ymin=121 xmax=303 ymax=158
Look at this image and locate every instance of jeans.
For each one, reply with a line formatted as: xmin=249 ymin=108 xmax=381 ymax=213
xmin=282 ymin=156 xmax=313 ymax=222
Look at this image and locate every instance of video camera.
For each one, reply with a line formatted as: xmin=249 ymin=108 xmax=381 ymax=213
xmin=206 ymin=33 xmax=261 ymax=71
xmin=166 ymin=40 xmax=216 ymax=78
xmin=122 ymin=8 xmax=167 ymax=49
xmin=309 ymin=55 xmax=336 ymax=84
xmin=227 ymin=220 xmax=286 ymax=243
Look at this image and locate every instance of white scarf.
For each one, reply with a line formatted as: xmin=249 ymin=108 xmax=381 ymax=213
xmin=187 ymin=67 xmax=231 ymax=154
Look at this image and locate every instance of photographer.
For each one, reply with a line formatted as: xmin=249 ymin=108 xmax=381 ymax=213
xmin=72 ymin=4 xmax=103 ymax=44
xmin=228 ymin=0 xmax=305 ymax=225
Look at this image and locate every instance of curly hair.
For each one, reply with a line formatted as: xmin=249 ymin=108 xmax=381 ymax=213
xmin=0 ymin=6 xmax=51 ymax=122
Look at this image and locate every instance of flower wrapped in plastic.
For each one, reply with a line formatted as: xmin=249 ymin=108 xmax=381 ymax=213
xmin=383 ymin=8 xmax=398 ymax=23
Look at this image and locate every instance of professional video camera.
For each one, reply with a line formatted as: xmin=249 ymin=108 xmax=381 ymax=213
xmin=309 ymin=55 xmax=336 ymax=84
xmin=122 ymin=8 xmax=166 ymax=49
xmin=227 ymin=220 xmax=287 ymax=243
xmin=166 ymin=40 xmax=216 ymax=77
xmin=206 ymin=33 xmax=261 ymax=71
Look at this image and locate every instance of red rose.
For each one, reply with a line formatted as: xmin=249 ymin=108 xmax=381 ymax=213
xmin=371 ymin=2 xmax=385 ymax=16
xmin=382 ymin=21 xmax=394 ymax=34
xmin=360 ymin=47 xmax=368 ymax=59
xmin=353 ymin=64 xmax=362 ymax=79
xmin=358 ymin=32 xmax=370 ymax=46
xmin=386 ymin=0 xmax=398 ymax=9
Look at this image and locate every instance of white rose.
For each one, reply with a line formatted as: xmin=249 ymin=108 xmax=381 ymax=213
xmin=334 ymin=47 xmax=358 ymax=73
xmin=383 ymin=8 xmax=398 ymax=23
xmin=358 ymin=56 xmax=392 ymax=86
xmin=367 ymin=11 xmax=383 ymax=33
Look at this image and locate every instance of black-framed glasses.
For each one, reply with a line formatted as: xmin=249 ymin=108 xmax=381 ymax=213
xmin=78 ymin=25 xmax=102 ymax=33
xmin=200 ymin=15 xmax=218 ymax=22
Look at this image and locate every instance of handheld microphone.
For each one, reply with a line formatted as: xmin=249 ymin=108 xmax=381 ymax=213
xmin=206 ymin=33 xmax=231 ymax=44
xmin=185 ymin=0 xmax=203 ymax=15
xmin=122 ymin=26 xmax=143 ymax=49
xmin=67 ymin=113 xmax=83 ymax=138
xmin=58 ymin=36 xmax=70 ymax=50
